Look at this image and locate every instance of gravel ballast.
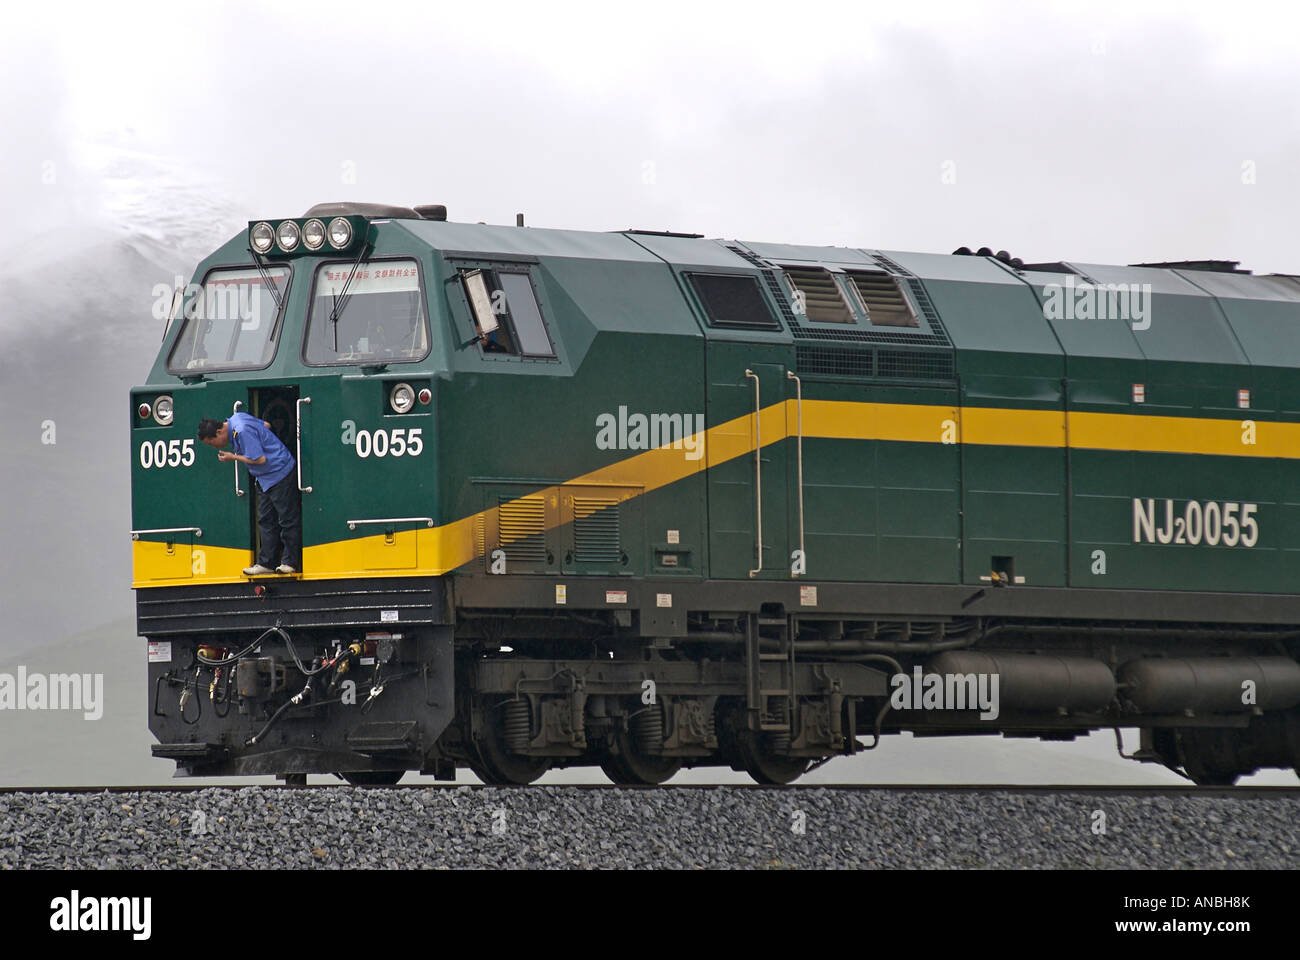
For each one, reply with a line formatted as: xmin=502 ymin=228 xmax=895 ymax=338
xmin=1 ymin=787 xmax=1296 ymax=869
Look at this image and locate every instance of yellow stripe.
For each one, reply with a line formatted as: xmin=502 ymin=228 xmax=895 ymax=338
xmin=1068 ymin=411 xmax=1291 ymax=458
xmin=135 ymin=400 xmax=1296 ymax=587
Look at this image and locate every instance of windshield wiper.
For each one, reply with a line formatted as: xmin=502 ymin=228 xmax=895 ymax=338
xmin=328 ymin=241 xmax=372 ymax=351
xmin=246 ymin=247 xmax=284 ymax=314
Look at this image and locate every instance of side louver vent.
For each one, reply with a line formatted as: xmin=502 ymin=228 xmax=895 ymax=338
xmin=573 ymin=498 xmax=621 ymax=563
xmin=783 ymin=267 xmax=854 ymax=324
xmin=846 ymin=270 xmax=919 ymax=327
xmin=725 ymin=244 xmax=956 ymax=384
xmin=498 ymin=495 xmax=547 ymax=562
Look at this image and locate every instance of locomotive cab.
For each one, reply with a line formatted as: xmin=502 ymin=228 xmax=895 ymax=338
xmin=133 ymin=204 xmax=456 ymax=782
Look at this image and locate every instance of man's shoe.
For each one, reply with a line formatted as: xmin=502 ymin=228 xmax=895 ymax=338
xmin=275 ymin=564 xmax=298 ymax=575
xmin=243 ymin=563 xmax=275 ymax=576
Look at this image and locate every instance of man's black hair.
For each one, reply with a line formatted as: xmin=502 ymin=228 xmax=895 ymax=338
xmin=196 ymin=418 xmax=224 ymax=441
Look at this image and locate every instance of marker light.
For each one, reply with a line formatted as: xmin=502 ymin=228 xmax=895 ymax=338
xmin=153 ymin=395 xmax=174 ymax=426
xmin=138 ymin=402 xmax=152 ymax=420
xmin=250 ymin=222 xmax=275 ymax=254
xmin=417 ymin=387 xmax=432 ymax=405
xmin=302 ymin=219 xmax=326 ymax=251
xmin=390 ymin=383 xmax=415 ymax=414
xmin=328 ymin=217 xmax=352 ymax=249
xmin=276 ymin=220 xmax=301 ymax=252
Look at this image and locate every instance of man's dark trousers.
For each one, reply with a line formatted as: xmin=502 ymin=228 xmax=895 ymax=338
xmin=256 ymin=474 xmax=301 ymax=569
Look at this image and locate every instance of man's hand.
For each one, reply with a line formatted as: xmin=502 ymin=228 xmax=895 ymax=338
xmin=217 ymin=450 xmax=265 ymax=466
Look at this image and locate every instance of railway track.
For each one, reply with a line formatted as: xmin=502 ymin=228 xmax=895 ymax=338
xmin=4 ymin=782 xmax=1299 ymax=797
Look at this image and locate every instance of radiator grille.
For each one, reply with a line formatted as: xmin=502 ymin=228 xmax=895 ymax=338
xmin=794 ymin=345 xmax=874 ymax=378
xmin=572 ymin=497 xmax=621 ymax=563
xmin=498 ymin=495 xmax=546 ymax=562
xmin=876 ymin=349 xmax=955 ymax=380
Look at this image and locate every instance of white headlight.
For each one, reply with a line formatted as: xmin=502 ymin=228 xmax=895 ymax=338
xmin=154 ymin=395 xmax=174 ymax=426
xmin=390 ymin=383 xmax=415 ymax=414
xmin=302 ymin=219 xmax=325 ymax=250
xmin=250 ymin=222 xmax=275 ymax=254
xmin=328 ymin=217 xmax=352 ymax=249
xmin=277 ymin=220 xmax=301 ymax=252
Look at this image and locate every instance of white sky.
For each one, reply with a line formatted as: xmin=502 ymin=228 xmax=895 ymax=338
xmin=4 ymin=0 xmax=1299 ymax=271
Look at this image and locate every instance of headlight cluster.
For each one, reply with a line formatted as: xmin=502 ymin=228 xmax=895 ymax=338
xmin=390 ymin=382 xmax=416 ymax=414
xmin=154 ymin=395 xmax=175 ymax=426
xmin=388 ymin=383 xmax=431 ymax=414
xmin=137 ymin=395 xmax=174 ymax=426
xmin=249 ymin=216 xmax=357 ymax=255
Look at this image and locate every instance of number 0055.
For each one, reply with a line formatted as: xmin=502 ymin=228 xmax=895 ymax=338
xmin=353 ymin=428 xmax=423 ymax=459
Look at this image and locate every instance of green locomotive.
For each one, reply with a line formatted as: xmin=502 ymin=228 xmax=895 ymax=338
xmin=131 ymin=203 xmax=1300 ymax=785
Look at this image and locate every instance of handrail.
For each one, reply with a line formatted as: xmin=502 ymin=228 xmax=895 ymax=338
xmin=347 ymin=517 xmax=435 ymax=531
xmin=296 ymin=396 xmax=312 ymax=493
xmin=132 ymin=527 xmax=202 ymax=540
xmin=746 ymin=369 xmax=762 ymax=578
xmin=787 ymin=370 xmax=805 ymax=576
xmin=234 ymin=459 xmax=245 ymax=497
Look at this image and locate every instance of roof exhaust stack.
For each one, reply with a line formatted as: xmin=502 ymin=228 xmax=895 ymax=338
xmin=517 ymin=213 xmax=525 ymax=227
xmin=415 ymin=204 xmax=447 ymax=221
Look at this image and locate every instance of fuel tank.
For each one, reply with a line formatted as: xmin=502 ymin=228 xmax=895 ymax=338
xmin=926 ymin=651 xmax=1116 ymax=714
xmin=1119 ymin=656 xmax=1300 ymax=714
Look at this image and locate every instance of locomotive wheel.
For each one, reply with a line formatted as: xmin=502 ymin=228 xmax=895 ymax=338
xmin=1186 ymin=770 xmax=1240 ymax=787
xmin=340 ymin=770 xmax=405 ymax=786
xmin=737 ymin=731 xmax=810 ymax=785
xmin=472 ymin=698 xmax=552 ymax=786
xmin=601 ymin=718 xmax=681 ymax=785
xmin=717 ymin=699 xmax=809 ymax=784
xmin=1175 ymin=729 xmax=1241 ymax=787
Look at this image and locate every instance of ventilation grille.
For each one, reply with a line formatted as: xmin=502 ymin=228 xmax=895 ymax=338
xmin=497 ymin=495 xmax=546 ymax=562
xmin=876 ymin=349 xmax=955 ymax=381
xmin=572 ymin=498 xmax=621 ymax=563
xmin=726 ymin=245 xmax=956 ymax=383
xmin=783 ymin=267 xmax=854 ymax=324
xmin=795 ymin=345 xmax=874 ymax=378
xmin=726 ymin=245 xmax=952 ymax=347
xmin=873 ymin=253 xmax=953 ymax=347
xmin=846 ymin=270 xmax=918 ymax=327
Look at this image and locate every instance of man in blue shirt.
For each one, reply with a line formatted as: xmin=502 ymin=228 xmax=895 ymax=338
xmin=197 ymin=413 xmax=300 ymax=576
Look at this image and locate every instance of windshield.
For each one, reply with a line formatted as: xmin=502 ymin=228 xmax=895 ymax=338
xmin=166 ymin=266 xmax=288 ymax=373
xmin=304 ymin=259 xmax=429 ymax=364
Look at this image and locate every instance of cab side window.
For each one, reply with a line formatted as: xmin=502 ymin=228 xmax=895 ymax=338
xmin=460 ymin=267 xmax=556 ymax=358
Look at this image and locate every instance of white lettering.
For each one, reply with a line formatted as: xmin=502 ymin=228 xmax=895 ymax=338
xmin=595 ymin=408 xmax=705 ymax=461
